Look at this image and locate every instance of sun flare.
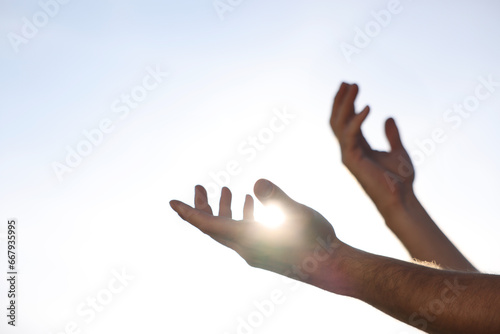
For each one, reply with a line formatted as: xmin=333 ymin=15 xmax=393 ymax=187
xmin=254 ymin=205 xmax=285 ymax=228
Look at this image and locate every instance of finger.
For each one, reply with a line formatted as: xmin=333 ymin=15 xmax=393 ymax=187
xmin=385 ymin=117 xmax=404 ymax=151
xmin=345 ymin=105 xmax=370 ymax=138
xmin=195 ymin=186 xmax=230 ymax=246
xmin=218 ymin=187 xmax=232 ymax=218
xmin=253 ymin=179 xmax=301 ymax=213
xmin=335 ymin=83 xmax=359 ymax=129
xmin=194 ymin=185 xmax=213 ymax=215
xmin=170 ymin=200 xmax=241 ymax=240
xmin=330 ymin=82 xmax=348 ymax=128
xmin=192 ymin=188 xmax=236 ymax=247
xmin=243 ymin=194 xmax=254 ymax=221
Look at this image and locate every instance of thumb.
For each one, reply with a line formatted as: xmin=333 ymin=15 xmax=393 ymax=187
xmin=254 ymin=179 xmax=299 ymax=211
xmin=385 ymin=117 xmax=404 ymax=151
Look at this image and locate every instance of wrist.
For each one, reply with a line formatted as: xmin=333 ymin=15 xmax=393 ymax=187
xmin=307 ymin=240 xmax=366 ymax=297
xmin=343 ymin=155 xmax=416 ymax=218
xmin=379 ymin=187 xmax=419 ymax=226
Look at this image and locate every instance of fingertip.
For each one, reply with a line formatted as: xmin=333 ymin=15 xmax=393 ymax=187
xmin=243 ymin=193 xmax=255 ymax=221
xmin=385 ymin=117 xmax=403 ymax=149
xmin=354 ymin=105 xmax=369 ymax=118
xmin=171 ymin=200 xmax=192 ymax=211
xmin=245 ymin=194 xmax=254 ymax=203
xmin=345 ymin=83 xmax=359 ymax=100
xmin=386 ymin=117 xmax=397 ymax=127
xmin=385 ymin=118 xmax=400 ymax=137
xmin=170 ymin=200 xmax=179 ymax=211
xmin=194 ymin=185 xmax=202 ymax=198
xmin=357 ymin=106 xmax=370 ymax=122
xmin=254 ymin=179 xmax=273 ymax=198
xmin=221 ymin=187 xmax=232 ymax=199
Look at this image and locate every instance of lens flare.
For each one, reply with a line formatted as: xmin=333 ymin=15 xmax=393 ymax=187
xmin=255 ymin=205 xmax=285 ymax=228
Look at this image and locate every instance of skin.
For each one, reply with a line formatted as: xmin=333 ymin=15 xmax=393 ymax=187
xmin=329 ymin=82 xmax=476 ymax=272
xmin=170 ymin=83 xmax=500 ymax=333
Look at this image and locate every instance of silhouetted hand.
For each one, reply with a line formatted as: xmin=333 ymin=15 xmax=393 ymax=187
xmin=170 ymin=179 xmax=339 ymax=282
xmin=330 ymin=82 xmax=415 ymax=215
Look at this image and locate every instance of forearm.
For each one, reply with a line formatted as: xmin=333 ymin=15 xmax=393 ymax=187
xmin=383 ymin=192 xmax=476 ymax=272
xmin=315 ymin=243 xmax=500 ymax=334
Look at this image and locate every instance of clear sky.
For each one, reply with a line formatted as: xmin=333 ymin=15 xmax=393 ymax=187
xmin=1 ymin=1 xmax=500 ymax=333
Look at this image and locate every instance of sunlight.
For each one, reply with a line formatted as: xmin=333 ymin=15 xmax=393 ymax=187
xmin=254 ymin=205 xmax=286 ymax=228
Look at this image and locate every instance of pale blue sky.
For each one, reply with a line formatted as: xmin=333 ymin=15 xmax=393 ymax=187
xmin=1 ymin=1 xmax=500 ymax=333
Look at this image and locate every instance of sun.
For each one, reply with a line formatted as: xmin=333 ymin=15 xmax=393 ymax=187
xmin=254 ymin=205 xmax=285 ymax=228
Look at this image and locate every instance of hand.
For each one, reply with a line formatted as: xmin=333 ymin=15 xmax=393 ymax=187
xmin=170 ymin=179 xmax=341 ymax=284
xmin=330 ymin=82 xmax=415 ymax=215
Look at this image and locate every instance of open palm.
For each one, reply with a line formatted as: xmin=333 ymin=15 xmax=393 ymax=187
xmin=170 ymin=179 xmax=339 ymax=281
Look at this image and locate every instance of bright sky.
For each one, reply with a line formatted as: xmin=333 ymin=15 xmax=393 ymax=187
xmin=1 ymin=1 xmax=500 ymax=333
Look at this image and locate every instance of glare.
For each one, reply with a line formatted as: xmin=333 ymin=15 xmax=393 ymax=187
xmin=254 ymin=205 xmax=286 ymax=228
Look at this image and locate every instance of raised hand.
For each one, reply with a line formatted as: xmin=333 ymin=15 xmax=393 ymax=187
xmin=170 ymin=179 xmax=341 ymax=283
xmin=330 ymin=82 xmax=414 ymax=216
xmin=330 ymin=82 xmax=476 ymax=272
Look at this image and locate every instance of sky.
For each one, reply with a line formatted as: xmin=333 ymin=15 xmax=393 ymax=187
xmin=1 ymin=0 xmax=500 ymax=333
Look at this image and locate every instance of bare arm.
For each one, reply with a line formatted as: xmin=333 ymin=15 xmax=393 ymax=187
xmin=330 ymin=82 xmax=476 ymax=271
xmin=170 ymin=180 xmax=500 ymax=333
xmin=323 ymin=243 xmax=500 ymax=333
